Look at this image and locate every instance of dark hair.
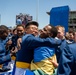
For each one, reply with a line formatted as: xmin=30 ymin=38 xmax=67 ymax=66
xmin=16 ymin=25 xmax=25 ymax=29
xmin=18 ymin=17 xmax=20 ymax=19
xmin=49 ymin=24 xmax=58 ymax=38
xmin=25 ymin=21 xmax=39 ymax=28
xmin=0 ymin=25 xmax=8 ymax=34
xmin=0 ymin=25 xmax=8 ymax=30
xmin=69 ymin=29 xmax=75 ymax=36
xmin=13 ymin=28 xmax=16 ymax=32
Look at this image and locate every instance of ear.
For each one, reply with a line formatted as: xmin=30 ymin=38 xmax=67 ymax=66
xmin=49 ymin=33 xmax=53 ymax=37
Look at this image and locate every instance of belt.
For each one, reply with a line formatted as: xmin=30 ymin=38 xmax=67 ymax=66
xmin=11 ymin=56 xmax=16 ymax=60
xmin=16 ymin=61 xmax=30 ymax=69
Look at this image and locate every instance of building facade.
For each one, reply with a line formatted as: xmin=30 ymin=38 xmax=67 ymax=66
xmin=47 ymin=11 xmax=76 ymax=31
xmin=69 ymin=11 xmax=76 ymax=31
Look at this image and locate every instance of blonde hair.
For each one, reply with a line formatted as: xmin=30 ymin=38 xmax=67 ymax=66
xmin=55 ymin=25 xmax=65 ymax=32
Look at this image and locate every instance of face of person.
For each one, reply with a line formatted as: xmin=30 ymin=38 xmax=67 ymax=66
xmin=57 ymin=27 xmax=65 ymax=39
xmin=13 ymin=29 xmax=17 ymax=36
xmin=69 ymin=33 xmax=74 ymax=40
xmin=40 ymin=25 xmax=52 ymax=38
xmin=25 ymin=25 xmax=38 ymax=36
xmin=16 ymin=26 xmax=25 ymax=37
xmin=1 ymin=32 xmax=8 ymax=40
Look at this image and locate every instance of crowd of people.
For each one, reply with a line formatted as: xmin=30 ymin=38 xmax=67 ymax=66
xmin=0 ymin=21 xmax=76 ymax=75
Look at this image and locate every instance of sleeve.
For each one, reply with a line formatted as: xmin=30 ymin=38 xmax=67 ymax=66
xmin=57 ymin=45 xmax=74 ymax=75
xmin=0 ymin=43 xmax=11 ymax=64
xmin=23 ymin=34 xmax=61 ymax=49
xmin=0 ymin=54 xmax=11 ymax=64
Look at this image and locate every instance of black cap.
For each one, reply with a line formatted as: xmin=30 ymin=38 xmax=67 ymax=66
xmin=25 ymin=21 xmax=39 ymax=28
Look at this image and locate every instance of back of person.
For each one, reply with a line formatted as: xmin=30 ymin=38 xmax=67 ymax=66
xmin=31 ymin=47 xmax=56 ymax=75
xmin=56 ymin=39 xmax=67 ymax=63
xmin=68 ymin=43 xmax=76 ymax=75
xmin=57 ymin=43 xmax=76 ymax=75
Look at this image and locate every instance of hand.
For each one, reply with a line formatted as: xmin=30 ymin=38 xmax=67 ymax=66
xmin=50 ymin=60 xmax=58 ymax=68
xmin=10 ymin=53 xmax=13 ymax=56
xmin=11 ymin=47 xmax=18 ymax=53
xmin=5 ymin=40 xmax=12 ymax=50
xmin=6 ymin=40 xmax=12 ymax=45
xmin=17 ymin=38 xmax=22 ymax=50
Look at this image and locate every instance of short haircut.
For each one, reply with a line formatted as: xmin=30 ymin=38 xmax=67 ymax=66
xmin=69 ymin=29 xmax=75 ymax=36
xmin=13 ymin=28 xmax=16 ymax=32
xmin=0 ymin=25 xmax=8 ymax=30
xmin=48 ymin=24 xmax=58 ymax=38
xmin=55 ymin=25 xmax=65 ymax=32
xmin=0 ymin=25 xmax=8 ymax=34
xmin=16 ymin=25 xmax=25 ymax=29
xmin=25 ymin=21 xmax=39 ymax=28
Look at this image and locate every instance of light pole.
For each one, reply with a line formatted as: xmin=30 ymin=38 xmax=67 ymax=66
xmin=36 ymin=0 xmax=39 ymax=22
xmin=0 ymin=14 xmax=1 ymax=25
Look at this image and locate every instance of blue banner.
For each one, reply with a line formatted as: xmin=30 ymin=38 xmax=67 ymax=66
xmin=50 ymin=6 xmax=69 ymax=32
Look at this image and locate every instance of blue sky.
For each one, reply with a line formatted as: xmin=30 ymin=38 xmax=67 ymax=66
xmin=0 ymin=0 xmax=76 ymax=29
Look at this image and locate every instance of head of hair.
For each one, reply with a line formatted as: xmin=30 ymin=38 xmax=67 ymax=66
xmin=13 ymin=28 xmax=16 ymax=32
xmin=55 ymin=25 xmax=65 ymax=32
xmin=18 ymin=17 xmax=20 ymax=19
xmin=25 ymin=21 xmax=39 ymax=28
xmin=68 ymin=29 xmax=75 ymax=36
xmin=0 ymin=25 xmax=8 ymax=34
xmin=0 ymin=25 xmax=8 ymax=30
xmin=16 ymin=25 xmax=25 ymax=29
xmin=48 ymin=24 xmax=58 ymax=38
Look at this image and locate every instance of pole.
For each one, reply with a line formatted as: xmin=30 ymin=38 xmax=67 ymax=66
xmin=36 ymin=0 xmax=39 ymax=22
xmin=0 ymin=14 xmax=1 ymax=25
